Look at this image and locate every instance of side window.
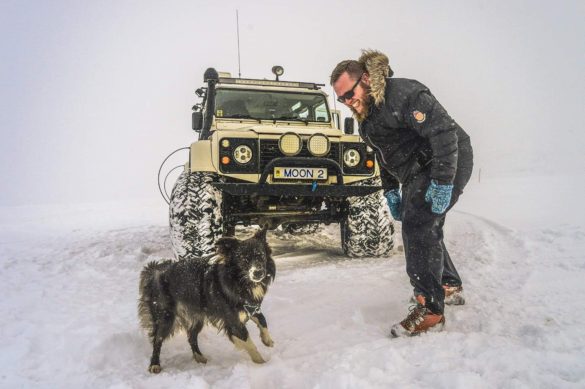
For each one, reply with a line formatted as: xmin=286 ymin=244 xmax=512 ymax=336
xmin=314 ymin=101 xmax=328 ymax=122
xmin=332 ymin=111 xmax=340 ymax=129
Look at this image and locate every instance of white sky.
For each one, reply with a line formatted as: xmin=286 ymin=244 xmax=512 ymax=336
xmin=1 ymin=0 xmax=583 ymax=206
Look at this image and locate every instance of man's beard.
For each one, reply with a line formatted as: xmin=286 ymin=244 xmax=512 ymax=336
xmin=350 ymin=91 xmax=373 ymax=123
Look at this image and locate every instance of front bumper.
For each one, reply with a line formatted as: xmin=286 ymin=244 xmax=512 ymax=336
xmin=212 ymin=182 xmax=381 ymax=197
xmin=213 ymin=156 xmax=381 ymax=197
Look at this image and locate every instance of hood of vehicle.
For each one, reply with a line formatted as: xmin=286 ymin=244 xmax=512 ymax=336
xmin=215 ymin=123 xmax=343 ymax=138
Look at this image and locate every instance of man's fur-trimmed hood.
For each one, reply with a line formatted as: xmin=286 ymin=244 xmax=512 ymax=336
xmin=358 ymin=50 xmax=393 ymax=107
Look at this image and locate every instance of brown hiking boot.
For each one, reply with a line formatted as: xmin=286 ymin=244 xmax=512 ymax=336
xmin=391 ymin=295 xmax=445 ymax=337
xmin=443 ymin=285 xmax=465 ymax=305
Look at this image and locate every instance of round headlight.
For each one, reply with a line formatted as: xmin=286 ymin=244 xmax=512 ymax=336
xmin=279 ymin=133 xmax=302 ymax=156
xmin=233 ymin=145 xmax=253 ymax=164
xmin=308 ymin=134 xmax=330 ymax=157
xmin=343 ymin=148 xmax=361 ymax=167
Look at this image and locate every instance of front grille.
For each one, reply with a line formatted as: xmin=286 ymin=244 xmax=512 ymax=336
xmin=259 ymin=139 xmax=340 ymax=171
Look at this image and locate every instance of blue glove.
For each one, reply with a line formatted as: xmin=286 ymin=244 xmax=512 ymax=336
xmin=384 ymin=189 xmax=401 ymax=221
xmin=425 ymin=180 xmax=454 ymax=214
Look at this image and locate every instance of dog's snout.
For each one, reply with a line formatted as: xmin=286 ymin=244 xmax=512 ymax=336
xmin=249 ymin=266 xmax=266 ymax=282
xmin=253 ymin=269 xmax=265 ymax=279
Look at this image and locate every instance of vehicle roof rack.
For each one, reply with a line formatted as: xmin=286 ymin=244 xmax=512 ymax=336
xmin=218 ymin=77 xmax=324 ymax=90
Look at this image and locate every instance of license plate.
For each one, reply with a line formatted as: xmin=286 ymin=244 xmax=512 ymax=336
xmin=273 ymin=167 xmax=328 ymax=180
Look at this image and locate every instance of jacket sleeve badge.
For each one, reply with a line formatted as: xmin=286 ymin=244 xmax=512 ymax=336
xmin=412 ymin=110 xmax=426 ymax=123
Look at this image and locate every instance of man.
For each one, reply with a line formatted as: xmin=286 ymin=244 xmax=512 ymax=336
xmin=331 ymin=50 xmax=473 ymax=337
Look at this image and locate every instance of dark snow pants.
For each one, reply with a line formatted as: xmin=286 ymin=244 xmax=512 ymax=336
xmin=400 ymin=165 xmax=473 ymax=315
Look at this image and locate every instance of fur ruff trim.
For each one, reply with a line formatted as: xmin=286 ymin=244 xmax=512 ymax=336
xmin=358 ymin=50 xmax=392 ymax=107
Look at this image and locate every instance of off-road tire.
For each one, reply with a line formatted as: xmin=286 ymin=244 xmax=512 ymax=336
xmin=169 ymin=171 xmax=223 ymax=259
xmin=283 ymin=223 xmax=320 ymax=235
xmin=341 ymin=177 xmax=394 ymax=257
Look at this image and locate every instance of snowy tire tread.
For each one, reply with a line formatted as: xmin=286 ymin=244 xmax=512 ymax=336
xmin=341 ymin=177 xmax=394 ymax=257
xmin=169 ymin=172 xmax=223 ymax=259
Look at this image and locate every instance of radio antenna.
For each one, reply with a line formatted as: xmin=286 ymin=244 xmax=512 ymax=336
xmin=236 ymin=10 xmax=242 ymax=78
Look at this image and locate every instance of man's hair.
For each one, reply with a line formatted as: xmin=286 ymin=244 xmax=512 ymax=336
xmin=329 ymin=60 xmax=366 ymax=85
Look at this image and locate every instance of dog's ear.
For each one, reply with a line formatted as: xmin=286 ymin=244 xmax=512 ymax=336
xmin=254 ymin=224 xmax=269 ymax=242
xmin=215 ymin=237 xmax=239 ymax=255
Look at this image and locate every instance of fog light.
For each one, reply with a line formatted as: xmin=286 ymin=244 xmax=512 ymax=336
xmin=221 ymin=139 xmax=230 ymax=148
xmin=308 ymin=134 xmax=329 ymax=156
xmin=279 ymin=133 xmax=302 ymax=156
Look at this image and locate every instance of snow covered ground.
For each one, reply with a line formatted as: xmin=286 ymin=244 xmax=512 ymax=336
xmin=1 ymin=173 xmax=584 ymax=388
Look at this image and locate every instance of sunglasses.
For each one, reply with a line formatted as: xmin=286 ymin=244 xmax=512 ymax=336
xmin=336 ymin=73 xmax=364 ymax=103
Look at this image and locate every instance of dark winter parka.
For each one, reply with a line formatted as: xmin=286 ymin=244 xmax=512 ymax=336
xmin=357 ymin=52 xmax=473 ymax=190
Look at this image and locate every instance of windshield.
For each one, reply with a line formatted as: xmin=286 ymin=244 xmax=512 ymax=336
xmin=215 ymin=88 xmax=330 ymax=123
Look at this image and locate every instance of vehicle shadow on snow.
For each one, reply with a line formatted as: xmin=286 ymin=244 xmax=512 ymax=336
xmin=263 ymin=227 xmax=351 ymax=265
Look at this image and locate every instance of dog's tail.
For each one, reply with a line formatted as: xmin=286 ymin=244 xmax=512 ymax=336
xmin=138 ymin=260 xmax=170 ymax=338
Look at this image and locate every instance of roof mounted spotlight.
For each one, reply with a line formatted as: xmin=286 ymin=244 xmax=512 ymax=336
xmin=204 ymin=68 xmax=219 ymax=82
xmin=272 ymin=65 xmax=284 ymax=81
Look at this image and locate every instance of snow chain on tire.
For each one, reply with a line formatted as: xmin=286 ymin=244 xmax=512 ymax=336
xmin=341 ymin=177 xmax=395 ymax=257
xmin=169 ymin=171 xmax=223 ymax=259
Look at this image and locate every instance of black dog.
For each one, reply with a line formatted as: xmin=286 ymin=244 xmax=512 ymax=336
xmin=138 ymin=227 xmax=275 ymax=373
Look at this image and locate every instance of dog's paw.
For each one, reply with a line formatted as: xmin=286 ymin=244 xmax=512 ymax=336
xmin=251 ymin=355 xmax=266 ymax=364
xmin=193 ymin=353 xmax=208 ymax=364
xmin=260 ymin=331 xmax=274 ymax=347
xmin=261 ymin=336 xmax=274 ymax=348
xmin=148 ymin=364 xmax=162 ymax=374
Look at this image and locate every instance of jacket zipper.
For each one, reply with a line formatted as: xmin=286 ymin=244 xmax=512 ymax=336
xmin=359 ymin=124 xmax=390 ymax=168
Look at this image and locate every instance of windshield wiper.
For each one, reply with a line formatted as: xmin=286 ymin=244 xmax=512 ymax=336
xmin=274 ymin=116 xmax=309 ymax=125
xmin=225 ymin=114 xmax=262 ymax=123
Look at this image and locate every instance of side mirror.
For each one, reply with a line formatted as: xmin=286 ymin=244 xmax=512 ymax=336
xmin=344 ymin=117 xmax=355 ymax=134
xmin=192 ymin=112 xmax=203 ymax=132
